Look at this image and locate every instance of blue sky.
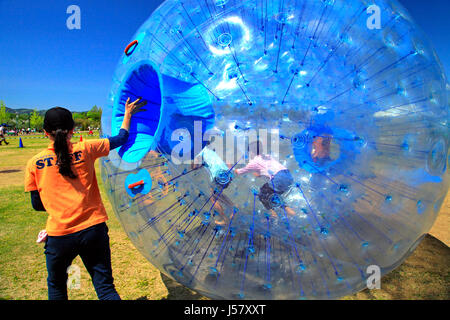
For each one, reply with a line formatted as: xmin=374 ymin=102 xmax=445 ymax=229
xmin=0 ymin=0 xmax=449 ymax=112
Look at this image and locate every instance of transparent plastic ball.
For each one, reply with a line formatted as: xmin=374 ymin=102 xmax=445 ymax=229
xmin=100 ymin=0 xmax=449 ymax=299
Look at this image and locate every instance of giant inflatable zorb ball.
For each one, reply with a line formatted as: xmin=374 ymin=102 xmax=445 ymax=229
xmin=100 ymin=0 xmax=449 ymax=299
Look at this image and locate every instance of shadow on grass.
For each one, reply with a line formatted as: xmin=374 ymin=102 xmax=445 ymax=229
xmin=347 ymin=234 xmax=449 ymax=300
xmin=160 ymin=273 xmax=205 ymax=300
xmin=0 ymin=169 xmax=20 ymax=174
xmin=133 ymin=274 xmax=205 ymax=300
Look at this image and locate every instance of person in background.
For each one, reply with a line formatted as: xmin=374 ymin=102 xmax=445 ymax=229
xmin=24 ymin=97 xmax=146 ymax=300
xmin=0 ymin=125 xmax=9 ymax=145
xmin=311 ymin=134 xmax=332 ymax=162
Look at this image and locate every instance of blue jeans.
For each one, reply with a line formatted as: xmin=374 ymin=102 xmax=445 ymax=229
xmin=270 ymin=170 xmax=294 ymax=194
xmin=44 ymin=222 xmax=120 ymax=300
xmin=259 ymin=170 xmax=294 ymax=209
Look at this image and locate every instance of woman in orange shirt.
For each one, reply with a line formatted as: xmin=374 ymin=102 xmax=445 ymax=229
xmin=25 ymin=97 xmax=146 ymax=300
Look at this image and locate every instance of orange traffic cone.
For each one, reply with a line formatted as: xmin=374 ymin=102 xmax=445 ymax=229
xmin=80 ymin=135 xmax=83 ymax=142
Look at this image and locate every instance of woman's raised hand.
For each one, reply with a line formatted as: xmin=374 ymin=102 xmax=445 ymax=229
xmin=121 ymin=97 xmax=148 ymax=132
xmin=125 ymin=97 xmax=147 ymax=116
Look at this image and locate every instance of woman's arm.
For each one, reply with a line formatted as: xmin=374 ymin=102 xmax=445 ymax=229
xmin=108 ymin=129 xmax=129 ymax=150
xmin=121 ymin=97 xmax=147 ymax=131
xmin=108 ymin=97 xmax=147 ymax=150
xmin=30 ymin=190 xmax=46 ymax=211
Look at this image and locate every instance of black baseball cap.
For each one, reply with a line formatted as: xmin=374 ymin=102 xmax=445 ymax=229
xmin=44 ymin=107 xmax=75 ymax=132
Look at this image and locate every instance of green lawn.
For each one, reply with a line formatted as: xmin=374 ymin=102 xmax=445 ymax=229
xmin=0 ymin=134 xmax=448 ymax=300
xmin=0 ymin=133 xmax=172 ymax=300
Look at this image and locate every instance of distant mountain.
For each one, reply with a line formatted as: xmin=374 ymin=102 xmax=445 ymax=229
xmin=5 ymin=107 xmax=46 ymax=116
xmin=5 ymin=107 xmax=88 ymax=116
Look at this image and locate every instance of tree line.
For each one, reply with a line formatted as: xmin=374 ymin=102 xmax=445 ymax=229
xmin=0 ymin=101 xmax=102 ymax=131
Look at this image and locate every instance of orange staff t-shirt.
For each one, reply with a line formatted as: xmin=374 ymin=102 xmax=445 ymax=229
xmin=25 ymin=139 xmax=111 ymax=236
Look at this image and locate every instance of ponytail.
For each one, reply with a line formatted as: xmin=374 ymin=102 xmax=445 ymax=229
xmin=44 ymin=107 xmax=76 ymax=179
xmin=53 ymin=129 xmax=77 ymax=179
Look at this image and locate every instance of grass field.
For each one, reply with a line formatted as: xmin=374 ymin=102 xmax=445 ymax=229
xmin=0 ymin=133 xmax=448 ymax=300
